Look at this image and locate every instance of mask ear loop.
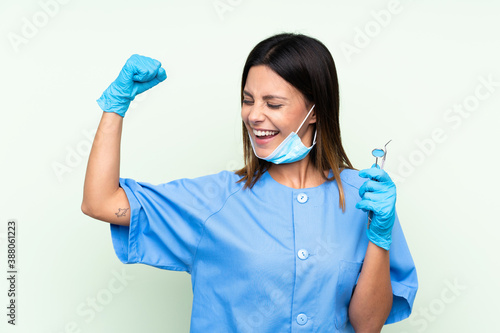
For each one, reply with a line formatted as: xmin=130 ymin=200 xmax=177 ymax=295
xmin=295 ymin=104 xmax=316 ymax=133
xmin=296 ymin=104 xmax=316 ymax=148
xmin=311 ymin=128 xmax=317 ymax=146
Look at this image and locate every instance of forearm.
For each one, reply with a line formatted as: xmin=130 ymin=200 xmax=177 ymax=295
xmin=348 ymin=242 xmax=392 ymax=332
xmin=82 ymin=112 xmax=123 ymax=214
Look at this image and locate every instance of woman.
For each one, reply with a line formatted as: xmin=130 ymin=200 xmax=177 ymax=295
xmin=82 ymin=33 xmax=417 ymax=332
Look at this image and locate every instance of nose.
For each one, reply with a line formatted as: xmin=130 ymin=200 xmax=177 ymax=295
xmin=246 ymin=103 xmax=266 ymax=125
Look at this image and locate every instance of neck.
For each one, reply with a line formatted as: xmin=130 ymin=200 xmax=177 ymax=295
xmin=268 ymin=156 xmax=328 ymax=189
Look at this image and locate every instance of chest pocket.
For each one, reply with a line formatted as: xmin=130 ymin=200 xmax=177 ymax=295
xmin=334 ymin=260 xmax=363 ymax=330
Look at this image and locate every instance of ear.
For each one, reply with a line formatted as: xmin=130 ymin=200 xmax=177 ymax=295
xmin=309 ymin=104 xmax=317 ymax=124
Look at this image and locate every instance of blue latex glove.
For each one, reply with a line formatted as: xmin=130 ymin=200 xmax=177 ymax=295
xmin=97 ymin=54 xmax=167 ymax=117
xmin=355 ymin=164 xmax=397 ymax=250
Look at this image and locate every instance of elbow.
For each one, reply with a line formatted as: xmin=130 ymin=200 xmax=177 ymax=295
xmin=81 ymin=200 xmax=91 ymax=217
xmin=349 ymin=315 xmax=385 ymax=333
xmin=350 ymin=324 xmax=384 ymax=333
xmin=81 ymin=199 xmax=99 ymax=218
xmin=349 ymin=299 xmax=392 ymax=333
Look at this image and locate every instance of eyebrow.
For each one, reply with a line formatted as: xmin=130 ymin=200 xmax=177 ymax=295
xmin=243 ymin=90 xmax=288 ymax=101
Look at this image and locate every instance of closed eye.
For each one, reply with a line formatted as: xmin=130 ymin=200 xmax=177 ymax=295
xmin=267 ymin=103 xmax=282 ymax=109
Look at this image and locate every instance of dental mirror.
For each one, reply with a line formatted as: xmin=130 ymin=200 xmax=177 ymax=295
xmin=372 ymin=140 xmax=392 ymax=169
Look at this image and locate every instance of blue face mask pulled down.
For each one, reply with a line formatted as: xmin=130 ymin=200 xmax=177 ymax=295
xmin=249 ymin=104 xmax=316 ymax=164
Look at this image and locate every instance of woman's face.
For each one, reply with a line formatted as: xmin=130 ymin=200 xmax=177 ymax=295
xmin=241 ymin=65 xmax=316 ymax=159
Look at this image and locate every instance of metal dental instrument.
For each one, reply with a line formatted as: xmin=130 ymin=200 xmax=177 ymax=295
xmin=368 ymin=140 xmax=392 ymax=227
xmin=372 ymin=139 xmax=392 ymax=170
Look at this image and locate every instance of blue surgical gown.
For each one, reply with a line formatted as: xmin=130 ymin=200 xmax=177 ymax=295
xmin=110 ymin=168 xmax=418 ymax=332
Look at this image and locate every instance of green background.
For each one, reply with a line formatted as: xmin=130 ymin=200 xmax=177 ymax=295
xmin=1 ymin=0 xmax=499 ymax=332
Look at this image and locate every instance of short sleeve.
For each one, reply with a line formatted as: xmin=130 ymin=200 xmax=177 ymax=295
xmin=110 ymin=171 xmax=240 ymax=273
xmin=385 ymin=212 xmax=418 ymax=324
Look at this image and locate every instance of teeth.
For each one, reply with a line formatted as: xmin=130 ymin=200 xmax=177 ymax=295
xmin=253 ymin=129 xmax=278 ymax=137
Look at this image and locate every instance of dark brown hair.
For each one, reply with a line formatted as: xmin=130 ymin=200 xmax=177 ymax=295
xmin=235 ymin=33 xmax=354 ymax=210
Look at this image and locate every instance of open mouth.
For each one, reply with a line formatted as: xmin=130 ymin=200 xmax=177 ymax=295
xmin=253 ymin=129 xmax=279 ymax=138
